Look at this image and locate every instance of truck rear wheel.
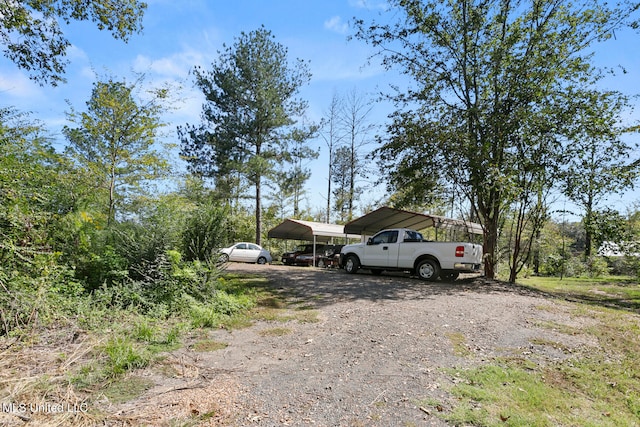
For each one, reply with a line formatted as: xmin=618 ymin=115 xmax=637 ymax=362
xmin=344 ymin=255 xmax=360 ymax=274
xmin=417 ymin=259 xmax=440 ymax=281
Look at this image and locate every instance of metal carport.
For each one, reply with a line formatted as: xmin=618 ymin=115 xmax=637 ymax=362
xmin=343 ymin=206 xmax=484 ymax=237
xmin=267 ymin=219 xmax=360 ymax=263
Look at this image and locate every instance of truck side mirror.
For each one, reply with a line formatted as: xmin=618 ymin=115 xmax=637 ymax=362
xmin=367 ymin=238 xmax=373 ymax=245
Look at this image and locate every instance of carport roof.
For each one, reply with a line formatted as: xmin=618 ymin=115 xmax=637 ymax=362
xmin=267 ymin=218 xmax=359 ymax=242
xmin=343 ymin=206 xmax=484 ymax=236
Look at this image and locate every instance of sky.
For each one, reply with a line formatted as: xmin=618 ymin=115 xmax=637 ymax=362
xmin=1 ymin=0 xmax=639 ymax=221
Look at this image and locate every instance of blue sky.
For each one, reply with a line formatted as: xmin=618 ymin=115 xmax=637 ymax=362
xmin=1 ymin=0 xmax=639 ymax=219
xmin=1 ymin=0 xmax=396 ymax=217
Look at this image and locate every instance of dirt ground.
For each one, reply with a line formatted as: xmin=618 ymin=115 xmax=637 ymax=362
xmin=97 ymin=263 xmax=599 ymax=427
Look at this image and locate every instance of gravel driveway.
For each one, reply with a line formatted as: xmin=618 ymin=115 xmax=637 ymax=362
xmin=113 ymin=263 xmax=592 ymax=426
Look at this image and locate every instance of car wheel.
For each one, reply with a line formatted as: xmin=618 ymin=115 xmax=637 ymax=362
xmin=218 ymin=253 xmax=229 ymax=263
xmin=317 ymin=259 xmax=325 ymax=268
xmin=257 ymin=256 xmax=267 ymax=265
xmin=344 ymin=255 xmax=360 ymax=274
xmin=417 ymin=259 xmax=440 ymax=281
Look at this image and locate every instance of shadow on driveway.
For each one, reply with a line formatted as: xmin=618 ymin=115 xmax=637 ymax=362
xmin=224 ymin=263 xmax=546 ymax=309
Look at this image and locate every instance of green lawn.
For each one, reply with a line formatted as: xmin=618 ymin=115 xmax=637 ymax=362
xmin=440 ymin=275 xmax=640 ymax=426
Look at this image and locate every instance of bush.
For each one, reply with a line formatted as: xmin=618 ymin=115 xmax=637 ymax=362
xmin=187 ymin=289 xmax=256 ymax=328
xmin=606 ymin=256 xmax=640 ymax=276
xmin=0 ymin=254 xmax=83 ymax=336
xmin=182 ymin=202 xmax=229 ymax=262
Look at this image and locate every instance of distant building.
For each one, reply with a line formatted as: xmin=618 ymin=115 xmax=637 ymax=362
xmin=597 ymin=241 xmax=640 ymax=257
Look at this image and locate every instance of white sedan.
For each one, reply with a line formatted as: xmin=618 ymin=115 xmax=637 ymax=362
xmin=219 ymin=242 xmax=272 ymax=264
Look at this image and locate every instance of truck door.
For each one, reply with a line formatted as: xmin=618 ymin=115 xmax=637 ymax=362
xmin=364 ymin=230 xmax=399 ymax=267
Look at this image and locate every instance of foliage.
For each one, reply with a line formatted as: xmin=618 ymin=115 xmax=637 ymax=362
xmin=0 ymin=254 xmax=82 ymax=336
xmin=586 ymin=208 xmax=631 ymax=256
xmin=354 ymin=0 xmax=639 ymax=280
xmin=64 ymin=75 xmax=171 ymax=225
xmin=102 ymin=337 xmax=152 ymax=377
xmin=0 ymin=0 xmax=146 ymax=86
xmin=0 ymin=108 xmax=67 ymax=271
xmin=179 ymin=26 xmax=315 ymax=244
xmin=332 ymin=146 xmax=363 ymax=223
xmin=274 ymin=126 xmax=319 ymax=218
xmin=182 ymin=201 xmax=229 ymax=262
xmin=559 ymin=90 xmax=639 ymax=257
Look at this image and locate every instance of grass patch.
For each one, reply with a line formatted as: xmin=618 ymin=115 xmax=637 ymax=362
xmin=293 ymin=308 xmax=320 ymax=323
xmin=102 ymin=376 xmax=155 ymax=404
xmin=444 ymin=276 xmax=640 ymax=426
xmin=529 ymin=337 xmax=572 ymax=353
xmin=519 ymin=275 xmax=640 ymax=312
xmin=252 ymin=306 xmax=295 ymax=322
xmin=446 ymin=332 xmax=472 ymax=357
xmin=192 ymin=339 xmax=228 ymax=352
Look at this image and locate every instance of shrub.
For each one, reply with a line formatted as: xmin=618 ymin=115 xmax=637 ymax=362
xmin=0 ymin=253 xmax=84 ymax=336
xmin=182 ymin=202 xmax=229 ymax=262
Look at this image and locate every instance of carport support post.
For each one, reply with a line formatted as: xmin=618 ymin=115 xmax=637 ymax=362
xmin=313 ymin=235 xmax=317 ymax=267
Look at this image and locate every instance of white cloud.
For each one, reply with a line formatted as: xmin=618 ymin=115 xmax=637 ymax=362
xmin=133 ymin=46 xmax=212 ymax=79
xmin=0 ymin=71 xmax=42 ymax=100
xmin=324 ymin=16 xmax=349 ymax=34
xmin=348 ymin=0 xmax=389 ymax=10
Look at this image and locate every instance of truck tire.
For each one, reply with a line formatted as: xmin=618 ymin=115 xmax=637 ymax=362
xmin=416 ymin=258 xmax=440 ymax=281
xmin=344 ymin=255 xmax=360 ymax=274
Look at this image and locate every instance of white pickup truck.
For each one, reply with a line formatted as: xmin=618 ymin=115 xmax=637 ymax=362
xmin=339 ymin=228 xmax=483 ymax=281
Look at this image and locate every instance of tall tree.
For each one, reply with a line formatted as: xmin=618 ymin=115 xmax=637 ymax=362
xmin=0 ymin=108 xmax=56 ymax=268
xmin=276 ymin=126 xmax=319 ymax=218
xmin=319 ymin=93 xmax=344 ymax=223
xmin=559 ymin=90 xmax=639 ymax=257
xmin=339 ymin=88 xmax=375 ymax=222
xmin=0 ymin=0 xmax=146 ymax=86
xmin=63 ymin=76 xmax=170 ymax=225
xmin=355 ymin=0 xmax=639 ymax=280
xmin=332 ymin=145 xmax=362 ymax=222
xmin=180 ymin=26 xmax=313 ymax=245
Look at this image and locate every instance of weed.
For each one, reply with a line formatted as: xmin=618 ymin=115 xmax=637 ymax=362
xmin=102 ymin=337 xmax=152 ymax=377
xmin=189 ymin=304 xmax=221 ymax=328
xmin=133 ymin=318 xmax=157 ymax=342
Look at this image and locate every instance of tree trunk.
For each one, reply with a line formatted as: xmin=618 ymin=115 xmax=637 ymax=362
xmin=481 ymin=201 xmax=500 ymax=280
xmin=108 ymin=164 xmax=116 ymax=226
xmin=255 ymin=177 xmax=262 ymax=246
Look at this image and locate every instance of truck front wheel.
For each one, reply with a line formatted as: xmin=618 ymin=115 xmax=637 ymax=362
xmin=416 ymin=259 xmax=440 ymax=281
xmin=344 ymin=255 xmax=360 ymax=274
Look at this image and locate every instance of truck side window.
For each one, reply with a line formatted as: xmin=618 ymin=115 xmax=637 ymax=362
xmin=371 ymin=230 xmax=398 ymax=244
